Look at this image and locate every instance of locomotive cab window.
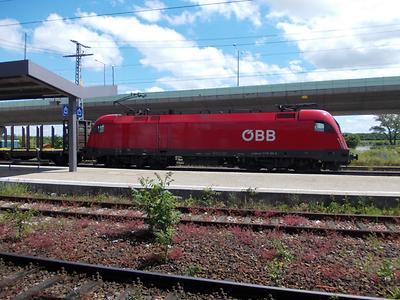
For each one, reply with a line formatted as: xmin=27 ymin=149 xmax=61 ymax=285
xmin=93 ymin=124 xmax=105 ymax=134
xmin=314 ymin=121 xmax=334 ymax=133
xmin=314 ymin=122 xmax=325 ymax=132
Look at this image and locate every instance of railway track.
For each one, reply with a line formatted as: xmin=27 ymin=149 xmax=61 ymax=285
xmin=1 ymin=195 xmax=399 ymax=238
xmin=0 ymin=252 xmax=385 ymax=300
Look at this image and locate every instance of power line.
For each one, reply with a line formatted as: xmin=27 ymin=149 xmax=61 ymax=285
xmin=2 ymin=34 xmax=399 ymax=79
xmin=81 ymin=22 xmax=400 ymax=45
xmin=87 ymin=28 xmax=400 ymax=50
xmin=113 ymin=43 xmax=400 ymax=68
xmin=0 ymin=38 xmax=71 ymax=56
xmin=4 ymin=40 xmax=393 ymax=74
xmin=0 ymin=0 xmax=253 ymax=27
xmin=4 ymin=26 xmax=397 ymax=56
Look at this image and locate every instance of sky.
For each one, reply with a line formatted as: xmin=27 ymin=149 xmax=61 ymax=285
xmin=1 ymin=0 xmax=400 ymax=133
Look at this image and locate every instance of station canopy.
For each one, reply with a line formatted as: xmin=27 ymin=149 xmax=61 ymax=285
xmin=0 ymin=60 xmax=86 ymax=100
xmin=0 ymin=59 xmax=117 ymax=172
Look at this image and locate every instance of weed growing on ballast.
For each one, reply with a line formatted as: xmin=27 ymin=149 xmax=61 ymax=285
xmin=0 ymin=207 xmax=37 ymax=239
xmin=132 ymin=172 xmax=180 ymax=260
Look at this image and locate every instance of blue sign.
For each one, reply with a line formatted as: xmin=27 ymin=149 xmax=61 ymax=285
xmin=62 ymin=104 xmax=69 ymax=117
xmin=76 ymin=106 xmax=83 ymax=118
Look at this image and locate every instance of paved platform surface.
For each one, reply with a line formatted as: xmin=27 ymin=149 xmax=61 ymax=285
xmin=0 ymin=165 xmax=399 ymax=197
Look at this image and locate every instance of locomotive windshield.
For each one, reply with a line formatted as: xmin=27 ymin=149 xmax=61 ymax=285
xmin=334 ymin=119 xmax=342 ymax=133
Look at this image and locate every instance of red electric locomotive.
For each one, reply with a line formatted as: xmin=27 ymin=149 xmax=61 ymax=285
xmin=85 ymin=107 xmax=355 ymax=171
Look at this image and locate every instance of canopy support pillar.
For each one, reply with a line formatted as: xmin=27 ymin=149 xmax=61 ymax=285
xmin=68 ymin=96 xmax=77 ymax=172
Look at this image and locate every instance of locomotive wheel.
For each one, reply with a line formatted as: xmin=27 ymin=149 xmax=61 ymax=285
xmin=105 ymin=157 xmax=124 ymax=168
xmin=247 ymin=165 xmax=261 ymax=171
xmin=148 ymin=156 xmax=174 ymax=169
xmin=325 ymin=162 xmax=340 ymax=171
xmin=245 ymin=162 xmax=261 ymax=171
xmin=293 ymin=159 xmax=321 ymax=173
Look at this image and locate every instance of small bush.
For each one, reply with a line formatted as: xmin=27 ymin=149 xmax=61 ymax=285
xmin=1 ymin=207 xmax=37 ymax=239
xmin=132 ymin=172 xmax=180 ymax=259
xmin=377 ymin=259 xmax=399 ymax=282
xmin=265 ymin=240 xmax=294 ymax=284
xmin=200 ymin=187 xmax=221 ymax=206
xmin=186 ymin=265 xmax=202 ymax=277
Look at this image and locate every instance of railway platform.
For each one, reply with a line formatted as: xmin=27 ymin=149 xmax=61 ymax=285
xmin=0 ymin=165 xmax=399 ymax=205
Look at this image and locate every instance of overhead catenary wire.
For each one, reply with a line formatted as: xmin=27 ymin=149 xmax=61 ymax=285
xmin=114 ymin=43 xmax=400 ymax=68
xmin=3 ymin=28 xmax=399 ymax=73
xmin=0 ymin=0 xmax=253 ymax=27
xmin=86 ymin=28 xmax=400 ymax=50
xmin=2 ymin=1 xmax=400 ymax=88
xmin=4 ymin=26 xmax=399 ymax=54
xmin=0 ymin=38 xmax=71 ymax=56
xmin=81 ymin=23 xmax=400 ymax=46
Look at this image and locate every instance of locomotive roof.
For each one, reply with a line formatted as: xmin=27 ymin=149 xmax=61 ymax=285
xmin=94 ymin=109 xmax=334 ymax=124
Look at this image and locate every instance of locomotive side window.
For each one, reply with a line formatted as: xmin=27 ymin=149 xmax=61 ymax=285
xmin=92 ymin=124 xmax=104 ymax=134
xmin=314 ymin=122 xmax=325 ymax=132
xmin=314 ymin=121 xmax=334 ymax=133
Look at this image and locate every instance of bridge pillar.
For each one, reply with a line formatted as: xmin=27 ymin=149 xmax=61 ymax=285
xmin=68 ymin=96 xmax=77 ymax=172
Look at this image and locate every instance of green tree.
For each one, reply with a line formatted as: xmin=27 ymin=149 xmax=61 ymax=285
xmin=370 ymin=114 xmax=400 ymax=145
xmin=343 ymin=134 xmax=360 ymax=148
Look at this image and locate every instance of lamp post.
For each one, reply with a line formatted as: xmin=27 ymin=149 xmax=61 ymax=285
xmin=233 ymin=44 xmax=240 ymax=87
xmin=112 ymin=65 xmax=115 ymax=86
xmin=95 ymin=59 xmax=106 ymax=86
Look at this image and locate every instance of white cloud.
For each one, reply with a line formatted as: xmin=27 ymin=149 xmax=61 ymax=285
xmin=31 ymin=13 xmax=123 ymax=70
xmin=264 ymin=0 xmax=400 ymax=80
xmin=77 ymin=12 xmax=281 ymax=90
xmin=188 ymin=0 xmax=262 ymax=27
xmin=134 ymin=0 xmax=166 ymax=23
xmin=166 ymin=11 xmax=198 ymax=26
xmin=163 ymin=0 xmax=262 ymax=27
xmin=0 ymin=19 xmax=24 ymax=52
xmin=146 ymin=86 xmax=165 ymax=92
xmin=335 ymin=115 xmax=378 ymax=133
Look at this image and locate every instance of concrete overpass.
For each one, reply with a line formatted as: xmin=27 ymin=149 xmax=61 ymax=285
xmin=1 ymin=76 xmax=400 ymax=125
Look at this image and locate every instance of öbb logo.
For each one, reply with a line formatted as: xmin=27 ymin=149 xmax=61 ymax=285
xmin=242 ymin=129 xmax=276 ymax=142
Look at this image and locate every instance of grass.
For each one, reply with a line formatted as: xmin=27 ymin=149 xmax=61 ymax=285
xmin=351 ymin=146 xmax=400 ymax=166
xmin=0 ymin=182 xmax=132 ymax=204
xmin=1 ymin=183 xmax=399 ymax=216
xmin=276 ymin=200 xmax=400 ymax=216
xmin=0 ymin=183 xmax=31 ymax=196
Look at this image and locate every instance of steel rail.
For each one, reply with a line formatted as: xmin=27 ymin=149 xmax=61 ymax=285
xmin=0 ymin=252 xmax=385 ymax=300
xmin=0 ymin=202 xmax=398 ymax=238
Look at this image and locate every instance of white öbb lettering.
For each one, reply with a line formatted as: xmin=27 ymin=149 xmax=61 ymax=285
xmin=242 ymin=129 xmax=276 ymax=142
